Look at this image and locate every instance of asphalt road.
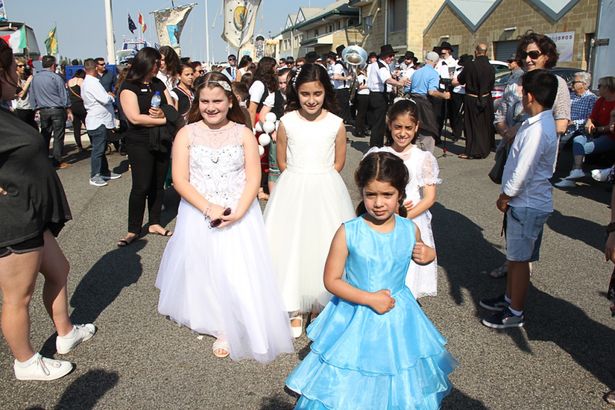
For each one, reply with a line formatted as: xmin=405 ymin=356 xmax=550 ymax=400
xmin=0 ymin=130 xmax=614 ymax=409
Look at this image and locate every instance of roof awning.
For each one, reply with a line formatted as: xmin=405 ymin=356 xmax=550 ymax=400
xmin=302 ymin=33 xmax=334 ymax=46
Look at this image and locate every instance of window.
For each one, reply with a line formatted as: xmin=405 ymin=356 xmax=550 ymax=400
xmin=364 ymin=15 xmax=373 ymax=33
xmin=314 ymin=29 xmax=319 ymax=36
xmin=388 ymin=0 xmax=407 ymax=32
xmin=337 ymin=21 xmax=341 ymax=30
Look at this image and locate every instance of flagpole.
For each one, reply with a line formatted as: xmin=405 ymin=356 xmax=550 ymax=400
xmin=204 ymin=0 xmax=211 ymax=68
xmin=104 ymin=0 xmax=116 ymax=64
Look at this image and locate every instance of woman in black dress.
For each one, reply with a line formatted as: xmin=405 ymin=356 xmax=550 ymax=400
xmin=0 ymin=39 xmax=96 ymax=381
xmin=172 ymin=63 xmax=195 ymax=120
xmin=67 ymin=69 xmax=88 ymax=152
xmin=118 ymin=47 xmax=175 ymax=246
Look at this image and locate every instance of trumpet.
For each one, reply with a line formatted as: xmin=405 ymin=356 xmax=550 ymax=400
xmin=342 ymin=45 xmax=368 ymax=101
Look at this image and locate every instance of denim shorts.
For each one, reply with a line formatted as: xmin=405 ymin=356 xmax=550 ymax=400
xmin=506 ymin=206 xmax=551 ymax=262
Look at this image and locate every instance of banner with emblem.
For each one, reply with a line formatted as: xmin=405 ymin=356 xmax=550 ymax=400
xmin=222 ymin=0 xmax=262 ymax=49
xmin=151 ymin=3 xmax=195 ymax=54
xmin=0 ymin=0 xmax=7 ymax=22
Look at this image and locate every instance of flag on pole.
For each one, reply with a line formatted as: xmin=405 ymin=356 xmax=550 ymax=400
xmin=44 ymin=26 xmax=58 ymax=55
xmin=222 ymin=0 xmax=262 ymax=49
xmin=138 ymin=12 xmax=147 ymax=33
xmin=0 ymin=25 xmax=26 ymax=53
xmin=0 ymin=0 xmax=8 ymax=22
xmin=151 ymin=4 xmax=194 ymax=51
xmin=128 ymin=14 xmax=137 ymax=34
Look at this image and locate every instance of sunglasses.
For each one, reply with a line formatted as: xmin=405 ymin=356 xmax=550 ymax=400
xmin=210 ymin=208 xmax=232 ymax=228
xmin=16 ymin=64 xmax=25 ymax=68
xmin=97 ymin=63 xmax=106 ymax=66
xmin=198 ymin=69 xmax=205 ymax=74
xmin=519 ymin=50 xmax=542 ymax=60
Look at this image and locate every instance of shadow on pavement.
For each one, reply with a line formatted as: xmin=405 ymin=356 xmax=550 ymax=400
xmin=442 ymin=388 xmax=488 ymax=409
xmin=432 ymin=203 xmax=615 ymax=388
xmin=260 ymin=393 xmax=295 ymax=410
xmin=547 ymin=209 xmax=605 ymax=251
xmin=526 ymin=284 xmax=615 ymax=389
xmin=53 ymin=369 xmax=119 ymax=410
xmin=431 ymin=202 xmax=505 ymax=308
xmin=69 ymin=240 xmax=147 ymax=324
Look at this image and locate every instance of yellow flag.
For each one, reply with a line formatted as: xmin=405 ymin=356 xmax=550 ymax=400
xmin=44 ymin=26 xmax=58 ymax=55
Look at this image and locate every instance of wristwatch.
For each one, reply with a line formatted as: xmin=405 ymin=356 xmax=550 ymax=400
xmin=607 ymin=222 xmax=615 ymax=234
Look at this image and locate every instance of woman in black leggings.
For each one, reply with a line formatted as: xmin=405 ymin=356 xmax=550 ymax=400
xmin=117 ymin=47 xmax=175 ymax=246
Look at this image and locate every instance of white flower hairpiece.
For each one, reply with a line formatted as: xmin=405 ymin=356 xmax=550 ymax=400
xmin=207 ymin=80 xmax=232 ymax=92
xmin=292 ymin=67 xmax=302 ymax=89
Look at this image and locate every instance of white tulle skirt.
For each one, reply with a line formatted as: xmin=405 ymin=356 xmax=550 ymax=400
xmin=156 ymin=199 xmax=294 ymax=363
xmin=406 ymin=210 xmax=438 ymax=298
xmin=264 ymin=168 xmax=356 ymax=313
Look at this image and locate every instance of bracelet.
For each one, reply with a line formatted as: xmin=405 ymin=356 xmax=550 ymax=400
xmin=203 ymin=206 xmax=211 ymax=219
xmin=607 ymin=222 xmax=615 ymax=234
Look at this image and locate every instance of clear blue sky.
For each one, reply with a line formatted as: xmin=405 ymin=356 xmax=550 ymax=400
xmin=6 ymin=0 xmax=331 ymax=62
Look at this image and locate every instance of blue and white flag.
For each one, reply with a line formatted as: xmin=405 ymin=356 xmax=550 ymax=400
xmin=0 ymin=0 xmax=8 ymax=22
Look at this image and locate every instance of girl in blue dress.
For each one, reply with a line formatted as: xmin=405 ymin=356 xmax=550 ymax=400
xmin=286 ymin=151 xmax=456 ymax=409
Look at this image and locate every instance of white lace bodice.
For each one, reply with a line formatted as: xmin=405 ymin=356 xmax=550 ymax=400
xmin=367 ymin=146 xmax=441 ymax=205
xmin=280 ymin=111 xmax=343 ymax=173
xmin=187 ymin=121 xmax=246 ymax=208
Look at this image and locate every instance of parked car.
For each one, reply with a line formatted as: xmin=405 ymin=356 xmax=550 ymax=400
xmin=491 ymin=66 xmax=584 ymax=102
xmin=490 ymin=60 xmax=510 ymax=75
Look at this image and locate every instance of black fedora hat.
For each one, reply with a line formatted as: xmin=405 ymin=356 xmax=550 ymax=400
xmin=440 ymin=41 xmax=453 ymax=51
xmin=379 ymin=44 xmax=396 ymax=57
xmin=404 ymin=51 xmax=415 ymax=59
xmin=335 ymin=44 xmax=345 ymax=56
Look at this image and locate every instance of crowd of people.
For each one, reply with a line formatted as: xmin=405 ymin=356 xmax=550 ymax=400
xmin=1 ymin=30 xmax=615 ymax=407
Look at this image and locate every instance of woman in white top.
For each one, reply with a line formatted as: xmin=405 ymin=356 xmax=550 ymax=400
xmin=156 ymin=46 xmax=180 ymax=109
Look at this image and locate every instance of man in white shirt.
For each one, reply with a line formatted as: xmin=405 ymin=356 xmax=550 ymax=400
xmin=434 ymin=42 xmax=458 ymax=142
xmin=81 ymin=58 xmax=121 ymax=187
xmin=367 ymin=44 xmax=409 ymax=147
xmin=327 ymin=47 xmax=352 ymax=124
xmin=480 ymin=70 xmax=559 ymax=329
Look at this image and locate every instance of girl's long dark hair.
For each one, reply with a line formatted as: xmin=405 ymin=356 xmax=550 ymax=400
xmin=385 ymin=99 xmax=420 ymax=146
xmin=159 ymin=45 xmax=181 ymax=77
xmin=126 ymin=47 xmax=161 ymax=82
xmin=355 ymin=152 xmax=409 ymax=217
xmin=253 ymin=56 xmax=278 ymax=93
xmin=285 ymin=63 xmax=337 ymax=114
xmin=186 ymin=72 xmax=246 ymax=126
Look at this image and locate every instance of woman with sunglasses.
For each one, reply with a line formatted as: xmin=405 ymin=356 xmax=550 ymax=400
xmin=488 ymin=32 xmax=571 ymax=279
xmin=13 ymin=57 xmax=37 ymax=130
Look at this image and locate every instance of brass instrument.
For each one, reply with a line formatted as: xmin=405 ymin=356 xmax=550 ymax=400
xmin=342 ymin=45 xmax=368 ymax=100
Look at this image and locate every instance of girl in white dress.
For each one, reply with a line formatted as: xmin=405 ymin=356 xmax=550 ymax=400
xmin=264 ymin=64 xmax=355 ymax=337
xmin=155 ymin=72 xmax=293 ymax=362
xmin=370 ymin=99 xmax=441 ymax=298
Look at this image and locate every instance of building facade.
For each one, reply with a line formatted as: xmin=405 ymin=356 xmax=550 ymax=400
xmin=274 ymin=1 xmax=363 ymax=59
xmin=423 ymin=0 xmax=599 ymax=68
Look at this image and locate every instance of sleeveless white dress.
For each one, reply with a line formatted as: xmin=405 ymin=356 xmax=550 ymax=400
xmin=264 ymin=111 xmax=355 ymax=313
xmin=155 ymin=121 xmax=294 ymax=363
xmin=368 ymin=145 xmax=441 ymax=298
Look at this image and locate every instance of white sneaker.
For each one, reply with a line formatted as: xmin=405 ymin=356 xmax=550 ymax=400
xmin=554 ymin=179 xmax=576 ymax=188
xmin=591 ymin=168 xmax=611 ymax=182
xmin=56 ymin=324 xmax=96 ymax=354
xmin=102 ymin=172 xmax=122 ymax=180
xmin=14 ymin=353 xmax=73 ymax=381
xmin=564 ymin=169 xmax=586 ymax=180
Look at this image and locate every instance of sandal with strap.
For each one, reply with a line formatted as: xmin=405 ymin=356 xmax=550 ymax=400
xmin=290 ymin=316 xmax=303 ymax=339
xmin=212 ymin=339 xmax=230 ymax=358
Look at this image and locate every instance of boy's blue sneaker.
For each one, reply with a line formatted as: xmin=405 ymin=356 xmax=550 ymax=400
xmin=479 ymin=294 xmax=509 ymax=312
xmin=482 ymin=308 xmax=525 ymax=329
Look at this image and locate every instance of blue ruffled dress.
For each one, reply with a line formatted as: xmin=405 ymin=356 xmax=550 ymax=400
xmin=286 ymin=215 xmax=457 ymax=409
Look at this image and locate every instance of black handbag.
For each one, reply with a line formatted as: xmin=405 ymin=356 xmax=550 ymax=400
xmin=488 ymin=144 xmax=508 ymax=184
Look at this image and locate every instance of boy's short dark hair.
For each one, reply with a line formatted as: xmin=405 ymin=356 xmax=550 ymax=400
xmin=522 ymin=69 xmax=557 ymax=109
xmin=231 ymin=81 xmax=250 ymax=103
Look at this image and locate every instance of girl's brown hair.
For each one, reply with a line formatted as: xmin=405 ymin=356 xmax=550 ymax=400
xmin=186 ymin=72 xmax=246 ymax=125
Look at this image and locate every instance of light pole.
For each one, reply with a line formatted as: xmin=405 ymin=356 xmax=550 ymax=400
xmin=104 ymin=0 xmax=116 ymax=64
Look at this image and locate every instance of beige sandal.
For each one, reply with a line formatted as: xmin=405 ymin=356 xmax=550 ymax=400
xmin=290 ymin=316 xmax=303 ymax=339
xmin=212 ymin=339 xmax=230 ymax=358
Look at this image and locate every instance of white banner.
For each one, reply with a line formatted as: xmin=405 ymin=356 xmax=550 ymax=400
xmin=151 ymin=3 xmax=195 ymax=54
xmin=546 ymin=31 xmax=575 ymax=62
xmin=222 ymin=0 xmax=261 ymax=49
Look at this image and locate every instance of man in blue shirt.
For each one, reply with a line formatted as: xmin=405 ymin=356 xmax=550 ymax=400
xmin=30 ymin=55 xmax=73 ymax=169
xmin=408 ymin=51 xmax=451 ymax=152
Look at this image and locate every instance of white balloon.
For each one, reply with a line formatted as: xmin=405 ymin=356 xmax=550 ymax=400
xmin=262 ymin=121 xmax=276 ymax=134
xmin=265 ymin=112 xmax=277 ymax=123
xmin=258 ymin=145 xmax=265 ymax=156
xmin=255 ymin=122 xmax=263 ymax=133
xmin=258 ymin=133 xmax=271 ymax=146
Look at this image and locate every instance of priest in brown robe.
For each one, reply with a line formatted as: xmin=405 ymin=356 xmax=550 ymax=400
xmin=457 ymin=43 xmax=496 ymax=159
